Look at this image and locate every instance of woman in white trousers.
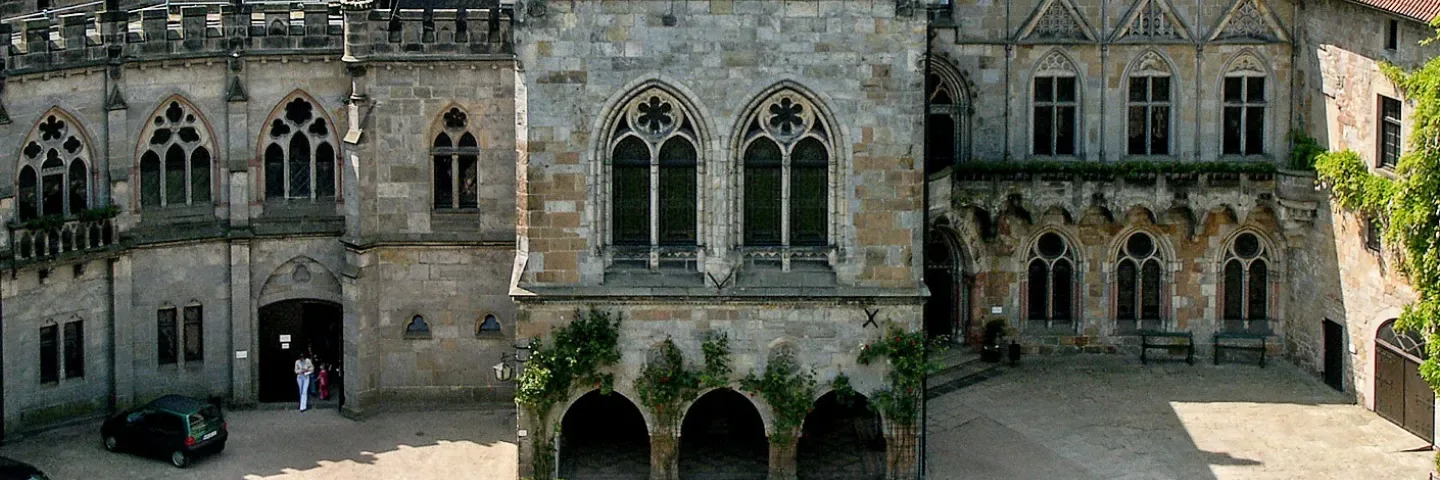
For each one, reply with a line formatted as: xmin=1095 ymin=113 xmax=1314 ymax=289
xmin=294 ymin=353 xmax=314 ymax=411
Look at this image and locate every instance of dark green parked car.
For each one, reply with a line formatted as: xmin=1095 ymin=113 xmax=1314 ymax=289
xmin=100 ymin=395 xmax=228 ymax=468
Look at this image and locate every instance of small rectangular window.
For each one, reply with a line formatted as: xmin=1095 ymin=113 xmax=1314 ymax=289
xmin=1366 ymin=218 xmax=1383 ymax=251
xmin=40 ymin=325 xmax=59 ymax=384
xmin=1379 ymin=96 xmax=1403 ymax=169
xmin=183 ymin=305 xmax=203 ymax=363
xmin=1386 ymin=19 xmax=1399 ymax=51
xmin=158 ymin=308 xmax=178 ymax=365
xmin=64 ymin=321 xmax=83 ymax=379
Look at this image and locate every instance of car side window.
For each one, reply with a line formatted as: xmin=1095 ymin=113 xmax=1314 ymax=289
xmin=126 ymin=410 xmax=148 ymax=424
xmin=151 ymin=414 xmax=182 ymax=433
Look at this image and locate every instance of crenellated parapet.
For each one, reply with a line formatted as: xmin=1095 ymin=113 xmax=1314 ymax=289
xmin=0 ymin=0 xmax=514 ymax=75
xmin=344 ymin=1 xmax=513 ymax=60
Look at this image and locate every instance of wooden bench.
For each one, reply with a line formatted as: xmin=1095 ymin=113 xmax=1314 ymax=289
xmin=1139 ymin=331 xmax=1194 ymax=365
xmin=1213 ymin=332 xmax=1267 ymax=367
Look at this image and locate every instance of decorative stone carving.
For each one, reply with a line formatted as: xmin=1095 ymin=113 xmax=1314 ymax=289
xmin=1020 ymin=0 xmax=1096 ymax=42
xmin=1132 ymin=51 xmax=1171 ymax=77
xmin=1114 ymin=0 xmax=1190 ymax=42
xmin=1035 ymin=51 xmax=1078 ymax=77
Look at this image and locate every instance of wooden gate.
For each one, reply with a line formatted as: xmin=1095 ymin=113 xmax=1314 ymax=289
xmin=1376 ymin=320 xmax=1434 ymax=443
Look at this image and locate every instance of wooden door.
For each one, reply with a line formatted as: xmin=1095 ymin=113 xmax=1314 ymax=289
xmin=1376 ymin=347 xmax=1406 ymax=426
xmin=1403 ymin=359 xmax=1435 ymax=441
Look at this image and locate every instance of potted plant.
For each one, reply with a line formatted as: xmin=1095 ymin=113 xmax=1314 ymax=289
xmin=980 ymin=318 xmax=1009 ymax=363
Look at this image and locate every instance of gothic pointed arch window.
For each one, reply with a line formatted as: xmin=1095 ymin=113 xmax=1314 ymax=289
xmin=139 ymin=99 xmax=215 ymax=210
xmin=1032 ymin=51 xmax=1080 ymax=157
xmin=433 ymin=107 xmax=480 ymax=210
xmin=1126 ymin=51 xmax=1172 ymax=156
xmin=1221 ymin=231 xmax=1271 ymax=333
xmin=926 ymin=62 xmax=971 ymax=175
xmin=740 ymin=88 xmax=834 ymax=248
xmin=17 ymin=110 xmax=91 ymax=221
xmin=1025 ymin=232 xmax=1077 ymax=331
xmin=1115 ymin=231 xmax=1166 ymax=333
xmin=262 ymin=95 xmax=338 ymax=201
xmin=1222 ymin=53 xmax=1268 ymax=156
xmin=605 ymin=87 xmax=700 ymax=256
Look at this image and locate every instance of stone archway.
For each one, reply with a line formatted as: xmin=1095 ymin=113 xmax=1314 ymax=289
xmin=797 ymin=391 xmax=885 ymax=480
xmin=257 ymin=299 xmax=342 ymax=405
xmin=925 ymin=229 xmax=968 ymax=342
xmin=679 ymin=389 xmax=768 ymax=480
xmin=559 ymin=390 xmax=651 ymax=480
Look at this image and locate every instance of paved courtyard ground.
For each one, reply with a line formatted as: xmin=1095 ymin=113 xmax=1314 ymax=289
xmin=926 ymin=356 xmax=1434 ymax=480
xmin=0 ymin=407 xmax=517 ymax=480
xmin=0 ymin=357 xmax=1428 ymax=480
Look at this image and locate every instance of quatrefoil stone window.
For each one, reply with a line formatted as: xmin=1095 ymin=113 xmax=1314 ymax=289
xmin=443 ymin=108 xmax=468 ymax=130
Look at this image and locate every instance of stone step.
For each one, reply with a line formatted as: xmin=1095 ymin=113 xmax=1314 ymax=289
xmin=925 ymin=350 xmax=1004 ymax=400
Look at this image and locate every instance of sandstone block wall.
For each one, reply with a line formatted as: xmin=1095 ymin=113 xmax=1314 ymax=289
xmin=514 ymin=0 xmax=927 ymax=289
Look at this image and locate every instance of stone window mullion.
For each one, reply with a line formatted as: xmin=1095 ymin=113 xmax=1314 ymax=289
xmin=780 ymin=146 xmax=791 ymax=249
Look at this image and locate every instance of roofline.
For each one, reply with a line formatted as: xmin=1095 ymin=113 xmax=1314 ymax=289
xmin=1342 ymin=0 xmax=1439 ymax=25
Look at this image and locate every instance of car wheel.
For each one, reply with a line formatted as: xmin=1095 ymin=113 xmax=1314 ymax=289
xmin=103 ymin=435 xmax=119 ymax=452
xmin=170 ymin=450 xmax=189 ymax=469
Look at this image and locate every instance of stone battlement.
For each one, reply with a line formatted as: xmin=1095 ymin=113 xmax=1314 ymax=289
xmin=0 ymin=0 xmax=513 ymax=74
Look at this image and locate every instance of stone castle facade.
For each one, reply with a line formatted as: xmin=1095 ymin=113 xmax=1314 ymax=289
xmin=0 ymin=0 xmax=1435 ymax=478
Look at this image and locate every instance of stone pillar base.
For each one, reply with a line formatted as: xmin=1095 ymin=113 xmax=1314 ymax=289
xmin=768 ymin=434 xmax=799 ymax=480
xmin=649 ymin=429 xmax=679 ymax=480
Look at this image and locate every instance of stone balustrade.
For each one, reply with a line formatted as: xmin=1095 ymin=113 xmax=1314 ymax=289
xmin=8 ymin=216 xmax=118 ymax=261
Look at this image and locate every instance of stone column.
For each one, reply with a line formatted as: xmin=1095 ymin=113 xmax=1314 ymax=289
xmin=109 ymin=255 xmax=134 ymax=410
xmin=228 ymin=240 xmax=253 ymax=405
xmin=649 ymin=427 xmax=679 ymax=480
xmin=767 ymin=432 xmax=799 ymax=480
xmin=884 ymin=424 xmax=919 ymax=480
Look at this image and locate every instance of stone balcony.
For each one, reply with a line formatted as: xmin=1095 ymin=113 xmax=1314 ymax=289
xmin=7 ymin=214 xmax=119 ymax=263
xmin=930 ymin=163 xmax=1321 ymax=245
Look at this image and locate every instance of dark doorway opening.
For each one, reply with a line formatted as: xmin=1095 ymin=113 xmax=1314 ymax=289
xmin=797 ymin=392 xmax=885 ymax=480
xmin=680 ymin=389 xmax=768 ymax=480
xmin=258 ymin=300 xmax=342 ymax=405
xmin=1323 ymin=319 xmax=1344 ymax=391
xmin=924 ymin=232 xmax=964 ymax=342
xmin=559 ymin=390 xmax=650 ymax=480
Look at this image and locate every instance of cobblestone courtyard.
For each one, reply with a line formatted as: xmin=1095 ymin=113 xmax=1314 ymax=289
xmin=926 ymin=356 xmax=1433 ymax=480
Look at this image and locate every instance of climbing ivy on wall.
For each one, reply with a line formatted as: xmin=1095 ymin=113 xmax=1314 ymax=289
xmin=514 ymin=308 xmax=622 ymax=480
xmin=635 ymin=337 xmax=701 ymax=430
xmin=740 ymin=354 xmax=817 ymax=444
xmin=857 ymin=324 xmax=946 ymax=428
xmin=1314 ymin=54 xmax=1440 ymax=401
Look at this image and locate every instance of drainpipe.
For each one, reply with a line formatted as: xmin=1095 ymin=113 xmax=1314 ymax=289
xmin=920 ymin=5 xmax=934 ymax=479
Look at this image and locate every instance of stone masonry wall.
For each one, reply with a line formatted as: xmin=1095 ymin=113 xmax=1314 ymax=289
xmin=936 ymin=0 xmax=1295 ymax=163
xmin=515 ymin=0 xmax=927 ymax=289
xmin=2 ymin=258 xmax=112 ymax=434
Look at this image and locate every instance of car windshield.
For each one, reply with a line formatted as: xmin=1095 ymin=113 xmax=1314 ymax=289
xmin=189 ymin=405 xmax=221 ymax=431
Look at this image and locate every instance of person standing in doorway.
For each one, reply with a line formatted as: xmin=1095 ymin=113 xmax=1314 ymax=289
xmin=317 ymin=363 xmax=331 ymax=401
xmin=294 ymin=352 xmax=314 ymax=411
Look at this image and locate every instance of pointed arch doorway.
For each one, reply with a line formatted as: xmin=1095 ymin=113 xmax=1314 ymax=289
xmin=258 ymin=300 xmax=342 ymax=406
xmin=925 ymin=230 xmax=970 ymax=343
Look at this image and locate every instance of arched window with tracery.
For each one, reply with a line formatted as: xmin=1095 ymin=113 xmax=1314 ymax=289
xmin=1221 ymin=231 xmax=1270 ymax=333
xmin=605 ymin=88 xmax=699 ymax=255
xmin=17 ymin=110 xmax=90 ymax=221
xmin=1115 ymin=232 xmax=1165 ymax=333
xmin=139 ymin=99 xmax=214 ymax=210
xmin=740 ymin=89 xmax=833 ymax=248
xmin=262 ymin=95 xmax=337 ymax=201
xmin=926 ymin=63 xmax=971 ymax=175
xmin=1026 ymin=232 xmax=1076 ymax=331
xmin=433 ymin=107 xmax=480 ymax=210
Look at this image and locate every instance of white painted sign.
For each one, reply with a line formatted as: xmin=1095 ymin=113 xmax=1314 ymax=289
xmin=990 ymin=306 xmax=1003 ymax=314
xmin=281 ymin=342 xmax=290 ymax=350
xmin=279 ymin=334 xmax=292 ymax=342
xmin=517 ymin=429 xmax=528 ymax=438
xmin=235 ymin=350 xmax=249 ymax=359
